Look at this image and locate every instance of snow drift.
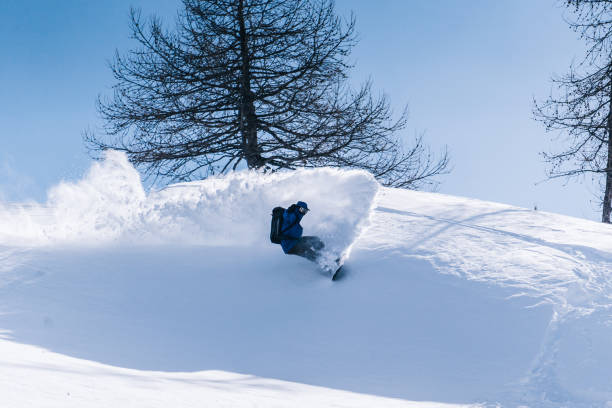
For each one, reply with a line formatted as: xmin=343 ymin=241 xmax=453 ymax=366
xmin=1 ymin=152 xmax=612 ymax=407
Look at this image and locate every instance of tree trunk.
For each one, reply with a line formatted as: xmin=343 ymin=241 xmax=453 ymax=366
xmin=602 ymin=83 xmax=612 ymax=223
xmin=237 ymin=0 xmax=262 ymax=169
xmin=602 ymin=147 xmax=612 ymax=222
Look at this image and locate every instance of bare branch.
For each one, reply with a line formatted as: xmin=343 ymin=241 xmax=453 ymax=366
xmin=87 ymin=0 xmax=449 ymax=188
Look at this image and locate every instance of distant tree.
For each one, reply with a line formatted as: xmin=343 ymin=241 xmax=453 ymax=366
xmin=87 ymin=0 xmax=449 ymax=189
xmin=534 ymin=0 xmax=612 ymax=222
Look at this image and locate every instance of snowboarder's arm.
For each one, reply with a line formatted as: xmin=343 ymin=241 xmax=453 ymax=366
xmin=282 ymin=211 xmax=302 ymax=239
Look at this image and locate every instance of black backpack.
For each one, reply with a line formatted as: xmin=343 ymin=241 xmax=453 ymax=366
xmin=270 ymin=205 xmax=298 ymax=244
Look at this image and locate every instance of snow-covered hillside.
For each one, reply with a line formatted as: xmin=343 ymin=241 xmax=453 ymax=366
xmin=1 ymin=151 xmax=611 ymax=407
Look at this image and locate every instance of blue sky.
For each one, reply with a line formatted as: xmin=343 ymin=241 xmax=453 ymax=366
xmin=0 ymin=0 xmax=600 ymax=220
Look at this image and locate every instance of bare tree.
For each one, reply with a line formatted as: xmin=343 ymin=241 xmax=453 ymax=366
xmin=534 ymin=0 xmax=612 ymax=222
xmin=87 ymin=0 xmax=448 ymax=189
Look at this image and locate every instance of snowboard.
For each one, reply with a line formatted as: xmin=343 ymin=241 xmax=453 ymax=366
xmin=331 ymin=264 xmax=344 ymax=281
xmin=329 ymin=255 xmax=347 ymax=281
xmin=318 ymin=252 xmax=347 ymax=280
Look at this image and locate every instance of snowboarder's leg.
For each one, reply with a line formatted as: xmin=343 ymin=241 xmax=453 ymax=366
xmin=288 ymin=236 xmax=325 ymax=262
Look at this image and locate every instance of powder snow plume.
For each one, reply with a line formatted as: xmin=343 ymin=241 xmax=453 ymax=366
xmin=0 ymin=151 xmax=379 ymax=260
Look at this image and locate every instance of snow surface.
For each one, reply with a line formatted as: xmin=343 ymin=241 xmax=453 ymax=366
xmin=1 ymin=151 xmax=612 ymax=407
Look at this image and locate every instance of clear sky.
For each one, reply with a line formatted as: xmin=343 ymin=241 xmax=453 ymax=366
xmin=0 ymin=0 xmax=601 ymax=220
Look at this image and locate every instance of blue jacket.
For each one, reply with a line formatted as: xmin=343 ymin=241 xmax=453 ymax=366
xmin=280 ymin=206 xmax=304 ymax=253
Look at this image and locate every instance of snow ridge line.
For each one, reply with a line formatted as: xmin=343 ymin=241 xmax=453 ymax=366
xmin=368 ymin=194 xmax=612 ymax=406
xmin=375 ymin=206 xmax=612 ymax=312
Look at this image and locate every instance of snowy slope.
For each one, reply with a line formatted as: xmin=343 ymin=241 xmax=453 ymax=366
xmin=1 ymin=151 xmax=611 ymax=407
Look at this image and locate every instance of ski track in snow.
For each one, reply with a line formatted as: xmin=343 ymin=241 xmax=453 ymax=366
xmin=367 ymin=188 xmax=612 ymax=407
xmin=1 ymin=152 xmax=612 ymax=407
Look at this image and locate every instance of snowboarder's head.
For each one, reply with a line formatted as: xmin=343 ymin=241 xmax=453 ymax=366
xmin=296 ymin=201 xmax=309 ymax=215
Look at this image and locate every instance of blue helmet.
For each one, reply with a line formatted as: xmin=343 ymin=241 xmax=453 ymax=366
xmin=296 ymin=201 xmax=309 ymax=214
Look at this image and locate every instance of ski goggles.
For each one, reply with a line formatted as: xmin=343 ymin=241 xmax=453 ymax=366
xmin=297 ymin=206 xmax=309 ymax=214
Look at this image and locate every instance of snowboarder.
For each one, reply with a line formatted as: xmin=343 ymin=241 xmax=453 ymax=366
xmin=280 ymin=201 xmax=325 ymax=262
